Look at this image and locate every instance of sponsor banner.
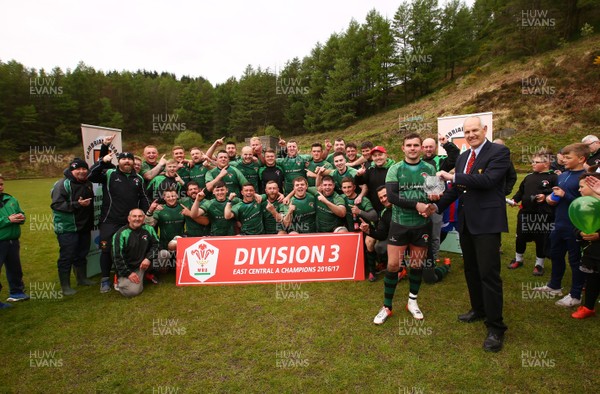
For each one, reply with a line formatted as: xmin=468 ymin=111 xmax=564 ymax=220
xmin=437 ymin=112 xmax=493 ymax=155
xmin=81 ymin=124 xmax=122 ymax=277
xmin=176 ymin=233 xmax=364 ymax=285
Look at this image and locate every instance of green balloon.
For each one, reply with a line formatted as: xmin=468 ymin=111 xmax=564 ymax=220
xmin=568 ymin=196 xmax=600 ymax=234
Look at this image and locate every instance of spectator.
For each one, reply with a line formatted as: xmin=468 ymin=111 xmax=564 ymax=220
xmin=572 ymin=172 xmax=600 ymax=319
xmin=534 ymin=143 xmax=589 ymax=308
xmin=507 ymin=152 xmax=557 ymax=275
xmin=582 ymin=135 xmax=600 ymax=170
xmin=50 ymin=158 xmax=95 ymax=296
xmin=0 ymin=175 xmax=28 ymax=305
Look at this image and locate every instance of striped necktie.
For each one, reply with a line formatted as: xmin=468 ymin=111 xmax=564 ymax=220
xmin=466 ymin=150 xmax=476 ymax=173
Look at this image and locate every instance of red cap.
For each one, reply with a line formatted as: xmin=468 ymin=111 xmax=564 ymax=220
xmin=370 ymin=146 xmax=387 ymax=154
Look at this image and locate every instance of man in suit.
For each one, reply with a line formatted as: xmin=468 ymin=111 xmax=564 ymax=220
xmin=432 ymin=116 xmax=510 ymax=352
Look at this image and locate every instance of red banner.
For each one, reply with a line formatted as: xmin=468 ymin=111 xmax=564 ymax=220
xmin=176 ymin=233 xmax=364 ymax=285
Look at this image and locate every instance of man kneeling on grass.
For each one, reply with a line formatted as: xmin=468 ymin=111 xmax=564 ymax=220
xmin=112 ymin=209 xmax=159 ymax=298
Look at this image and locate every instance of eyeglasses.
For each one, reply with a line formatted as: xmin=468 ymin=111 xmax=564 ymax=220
xmin=587 ymin=141 xmax=599 ymax=146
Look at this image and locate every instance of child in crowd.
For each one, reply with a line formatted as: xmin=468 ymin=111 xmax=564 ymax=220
xmin=533 ymin=143 xmax=589 ymax=307
xmin=571 ymin=173 xmax=600 ymax=318
xmin=508 ymin=152 xmax=557 ymax=275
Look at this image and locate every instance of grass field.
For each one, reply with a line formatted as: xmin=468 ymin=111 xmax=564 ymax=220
xmin=1 ymin=176 xmax=598 ymax=393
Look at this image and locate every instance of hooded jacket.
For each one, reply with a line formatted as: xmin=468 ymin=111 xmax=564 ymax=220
xmin=51 ymin=168 xmax=95 ymax=234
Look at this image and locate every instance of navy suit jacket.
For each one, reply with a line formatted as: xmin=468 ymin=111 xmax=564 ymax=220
xmin=436 ymin=140 xmax=510 ymax=235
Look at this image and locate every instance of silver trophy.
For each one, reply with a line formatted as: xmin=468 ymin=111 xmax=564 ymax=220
xmin=423 ymin=175 xmax=445 ymax=196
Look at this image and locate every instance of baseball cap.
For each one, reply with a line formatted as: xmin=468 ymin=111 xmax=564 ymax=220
xmin=117 ymin=152 xmax=135 ymax=160
xmin=370 ymin=146 xmax=387 ymax=154
xmin=69 ymin=158 xmax=89 ymax=171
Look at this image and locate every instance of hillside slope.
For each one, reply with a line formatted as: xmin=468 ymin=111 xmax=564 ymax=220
xmin=292 ymin=35 xmax=600 ymax=169
xmin=4 ymin=35 xmax=599 ymax=178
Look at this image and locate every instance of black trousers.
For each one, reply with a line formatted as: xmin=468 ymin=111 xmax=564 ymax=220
xmin=459 ymin=226 xmax=507 ymax=335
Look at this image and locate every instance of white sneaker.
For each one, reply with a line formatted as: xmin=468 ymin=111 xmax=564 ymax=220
xmin=373 ymin=306 xmax=392 ymax=325
xmin=555 ymin=294 xmax=581 ymax=308
xmin=406 ymin=299 xmax=424 ymax=320
xmin=532 ymin=285 xmax=563 ymax=296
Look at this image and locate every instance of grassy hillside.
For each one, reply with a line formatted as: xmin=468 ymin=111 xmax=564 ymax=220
xmin=291 ymin=35 xmax=600 ymax=169
xmin=2 ymin=35 xmax=599 ymax=179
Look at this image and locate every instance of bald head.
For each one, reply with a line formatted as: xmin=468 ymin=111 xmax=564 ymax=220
xmin=463 ymin=117 xmax=487 ymax=149
xmin=422 ymin=138 xmax=437 ymax=159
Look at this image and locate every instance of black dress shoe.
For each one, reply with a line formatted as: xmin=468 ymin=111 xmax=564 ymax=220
xmin=483 ymin=332 xmax=504 ymax=352
xmin=457 ymin=310 xmax=485 ymax=323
